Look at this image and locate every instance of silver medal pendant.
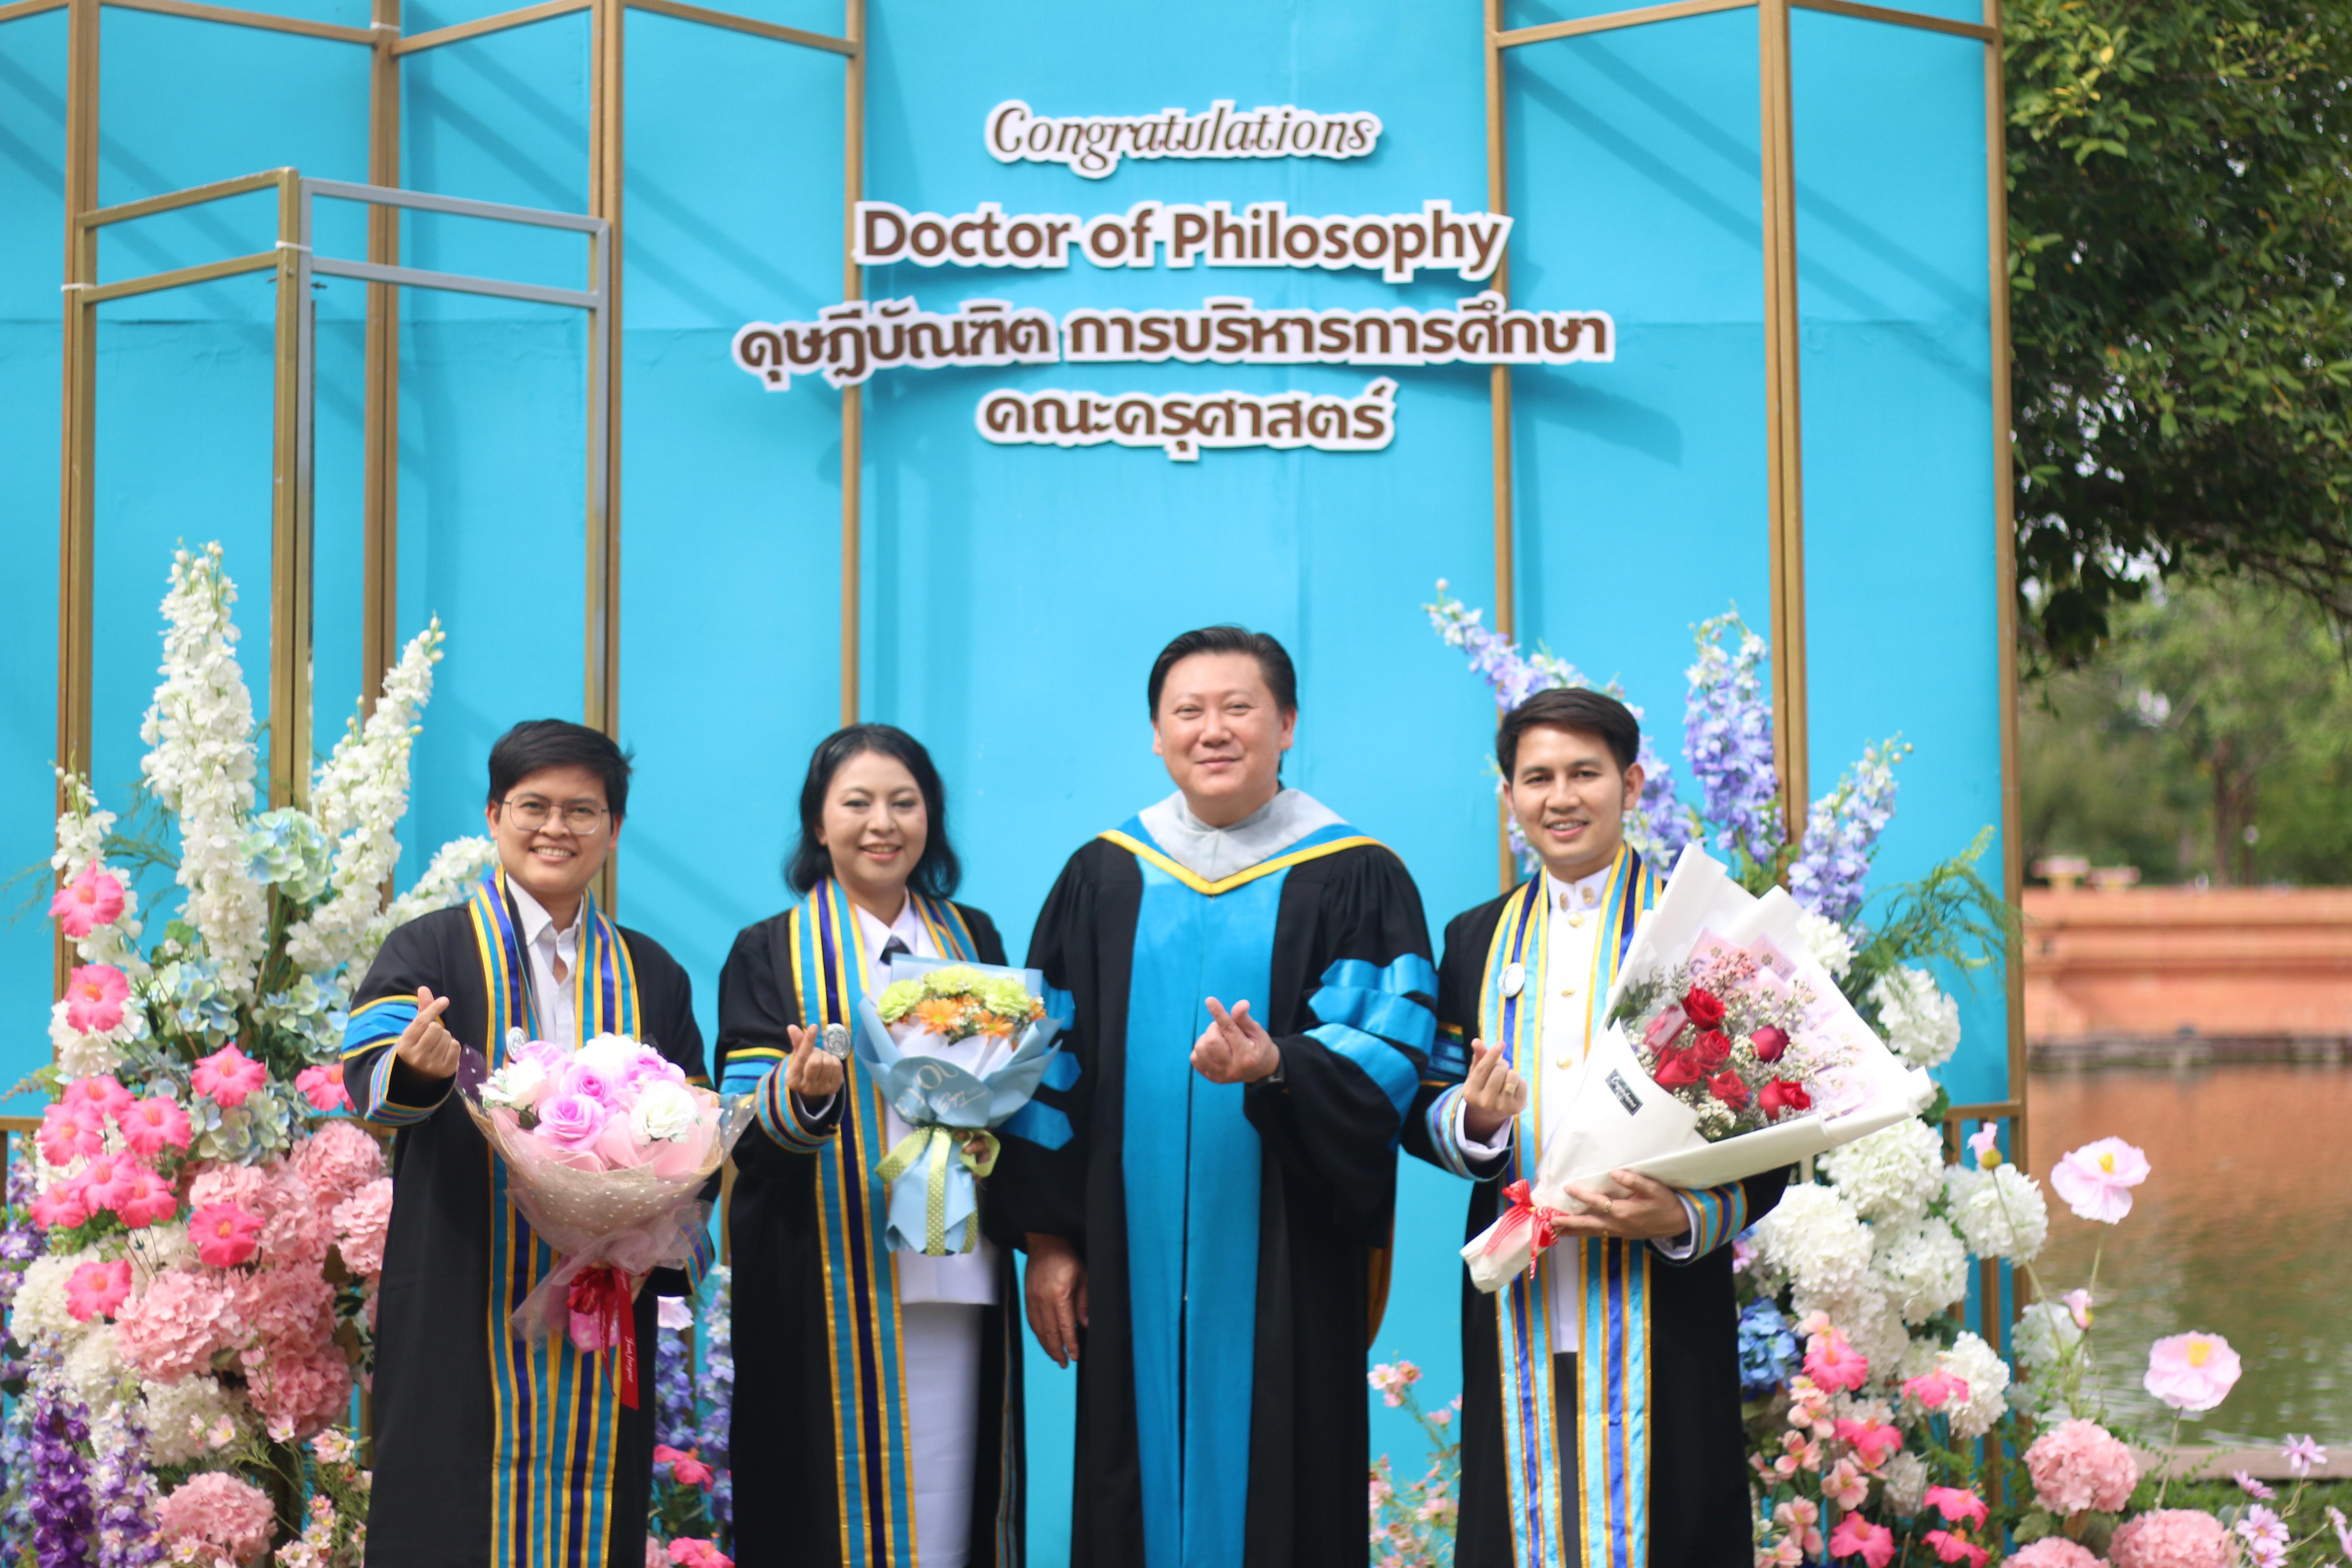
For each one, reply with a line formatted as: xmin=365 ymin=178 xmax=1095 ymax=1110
xmin=1501 ymin=962 xmax=1526 ymax=998
xmin=821 ymin=1022 xmax=852 ymax=1060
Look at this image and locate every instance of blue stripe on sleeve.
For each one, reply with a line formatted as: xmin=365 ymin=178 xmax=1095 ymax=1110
xmin=1320 ymin=954 xmax=1439 ymax=1002
xmin=1041 ymin=1051 xmax=1081 ymax=1092
xmin=1305 ymin=1022 xmax=1418 ymax=1121
xmin=1308 ymin=983 xmax=1437 ymax=1056
xmin=1001 ymin=1099 xmax=1073 ymax=1151
xmin=340 ymin=1000 xmax=416 ymax=1060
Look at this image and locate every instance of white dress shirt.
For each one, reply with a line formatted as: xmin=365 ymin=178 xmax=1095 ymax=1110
xmin=508 ymin=881 xmax=583 ymax=1047
xmin=1456 ymin=866 xmax=1697 ymax=1352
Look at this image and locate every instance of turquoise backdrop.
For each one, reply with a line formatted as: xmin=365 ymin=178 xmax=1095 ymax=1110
xmin=0 ymin=0 xmax=2006 ymax=1557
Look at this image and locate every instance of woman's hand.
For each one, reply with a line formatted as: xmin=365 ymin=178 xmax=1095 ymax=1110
xmin=395 ymin=987 xmax=459 ymax=1079
xmin=782 ymin=1023 xmax=845 ymax=1100
xmin=1458 ymin=1038 xmax=1526 ymax=1142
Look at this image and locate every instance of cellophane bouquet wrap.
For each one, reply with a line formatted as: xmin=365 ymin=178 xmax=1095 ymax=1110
xmin=852 ymin=957 xmax=1065 ymax=1255
xmin=461 ymin=1032 xmax=752 ymax=1371
xmin=1465 ymin=845 xmax=1932 ymax=1292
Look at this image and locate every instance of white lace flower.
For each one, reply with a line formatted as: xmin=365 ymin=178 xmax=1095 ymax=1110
xmin=1795 ymin=910 xmax=1855 ymax=982
xmin=1936 ymin=1331 xmax=2010 ymax=1439
xmin=1751 ymin=1182 xmax=1874 ymax=1304
xmin=1880 ymin=1452 xmax=1929 ymax=1516
xmin=1820 ymin=1117 xmax=1945 ymax=1223
xmin=138 ymin=545 xmax=266 ymax=997
xmin=1870 ymin=967 xmax=1961 ymax=1069
xmin=1871 ymin=1217 xmax=1971 ymax=1324
xmin=1944 ymin=1164 xmax=2049 ymax=1262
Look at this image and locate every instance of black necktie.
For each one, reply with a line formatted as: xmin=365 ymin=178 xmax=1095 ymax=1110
xmin=879 ymin=936 xmax=911 ymax=963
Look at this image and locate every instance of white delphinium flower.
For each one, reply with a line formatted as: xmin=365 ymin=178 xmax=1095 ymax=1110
xmin=1795 ymin=910 xmax=1854 ymax=982
xmin=1869 ymin=967 xmax=1961 ymax=1069
xmin=1819 ymin=1117 xmax=1945 ymax=1223
xmin=141 ymin=1374 xmax=241 ymax=1465
xmin=287 ymin=621 xmax=447 ymax=977
xmin=1944 ymin=1163 xmax=2050 ymax=1262
xmin=1935 ymin=1331 xmax=2011 ymax=1439
xmin=1880 ymin=1452 xmax=1929 ymax=1517
xmin=49 ymin=769 xmax=146 ymax=974
xmin=349 ymin=835 xmax=500 ymax=993
xmin=138 ymin=545 xmax=266 ymax=997
xmin=1871 ymin=1217 xmax=1971 ymax=1324
xmin=1751 ymin=1183 xmax=1874 ymax=1305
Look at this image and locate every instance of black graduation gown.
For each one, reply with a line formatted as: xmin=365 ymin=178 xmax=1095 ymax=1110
xmin=715 ymin=898 xmax=1025 ymax=1568
xmin=1403 ymin=891 xmax=1788 ymax=1568
xmin=343 ymin=903 xmax=707 ymax=1568
xmin=987 ymin=831 xmax=1436 ymax=1568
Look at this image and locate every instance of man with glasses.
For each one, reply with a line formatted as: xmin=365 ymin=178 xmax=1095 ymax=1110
xmin=341 ymin=718 xmax=712 ymax=1568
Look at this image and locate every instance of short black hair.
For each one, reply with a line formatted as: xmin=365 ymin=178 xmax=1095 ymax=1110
xmin=784 ymin=724 xmax=962 ymax=900
xmin=1146 ymin=625 xmax=1299 ymax=716
xmin=487 ymin=719 xmax=634 ymax=824
xmin=1497 ymin=688 xmax=1640 ymax=778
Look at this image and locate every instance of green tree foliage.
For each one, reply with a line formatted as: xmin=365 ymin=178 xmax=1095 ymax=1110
xmin=2022 ymin=579 xmax=2352 ymax=881
xmin=2006 ymin=0 xmax=2352 ymax=665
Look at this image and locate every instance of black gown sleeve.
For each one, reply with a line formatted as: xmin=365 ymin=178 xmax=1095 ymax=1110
xmin=714 ymin=917 xmax=844 ymax=1166
xmin=342 ymin=914 xmax=466 ymax=1128
xmin=1402 ymin=899 xmax=1511 ymax=1183
xmin=623 ymin=930 xmax=715 ymax=1295
xmin=1246 ymin=844 xmax=1437 ymax=1243
xmin=988 ymin=851 xmax=1098 ymax=1248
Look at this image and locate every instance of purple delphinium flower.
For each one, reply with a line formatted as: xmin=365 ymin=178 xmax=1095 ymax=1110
xmin=1682 ymin=612 xmax=1780 ymax=864
xmin=698 ymin=1266 xmax=735 ymax=1538
xmin=2 ymin=1391 xmax=35 ymax=1568
xmin=24 ymin=1361 xmax=97 ymax=1568
xmin=89 ymin=1408 xmax=160 ymax=1568
xmin=1788 ymin=739 xmax=1908 ymax=926
xmin=654 ymin=1317 xmax=697 ymax=1453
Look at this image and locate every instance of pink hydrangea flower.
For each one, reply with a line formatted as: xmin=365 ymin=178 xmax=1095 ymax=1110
xmin=2005 ymin=1540 xmax=2104 ymax=1568
xmin=235 ymin=1267 xmax=337 ymax=1348
xmin=2051 ymin=1137 xmax=2151 ymax=1224
xmin=2109 ymin=1509 xmax=2232 ymax=1568
xmin=332 ymin=1178 xmax=393 ymax=1279
xmin=1804 ymin=1328 xmax=1870 ymax=1393
xmin=1828 ymin=1512 xmax=1894 ymax=1568
xmin=113 ymin=1163 xmax=179 ymax=1228
xmin=2024 ymin=1418 xmax=2139 ymax=1514
xmin=37 ymin=1102 xmax=104 ymax=1166
xmin=188 ymin=1161 xmax=270 ymax=1213
xmin=242 ymin=1341 xmax=352 ymax=1440
xmin=292 ymin=1120 xmax=387 ymax=1208
xmin=258 ymin=1166 xmax=334 ymax=1267
xmin=294 ymin=1064 xmax=352 ymax=1113
xmin=64 ymin=1258 xmax=133 ymax=1321
xmin=191 ymin=1202 xmax=264 ymax=1268
xmin=2144 ymin=1332 xmax=2240 ymax=1413
xmin=156 ymin=1471 xmax=276 ymax=1562
xmin=50 ymin=864 xmax=126 ymax=938
xmin=64 ymin=964 xmax=131 ymax=1034
xmin=116 ymin=1095 xmax=194 ymax=1159
xmin=29 ymin=1174 xmax=92 ymax=1230
xmin=191 ymin=1042 xmax=268 ymax=1108
xmin=116 ymin=1268 xmax=243 ymax=1381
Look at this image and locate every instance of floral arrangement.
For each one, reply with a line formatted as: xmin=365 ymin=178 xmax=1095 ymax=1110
xmin=647 ymin=1267 xmax=734 ymax=1565
xmin=874 ymin=966 xmax=1047 ymax=1043
xmin=2 ymin=542 xmax=496 ymax=1565
xmin=1367 ymin=1358 xmax=1461 ymax=1568
xmin=1611 ymin=942 xmax=1825 ymax=1136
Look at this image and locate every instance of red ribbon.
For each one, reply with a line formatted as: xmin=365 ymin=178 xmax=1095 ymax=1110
xmin=1484 ymin=1179 xmax=1570 ymax=1273
xmin=566 ymin=1265 xmax=640 ymax=1409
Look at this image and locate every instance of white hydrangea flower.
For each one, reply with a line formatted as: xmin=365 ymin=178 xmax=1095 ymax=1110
xmin=1936 ymin=1331 xmax=2010 ymax=1439
xmin=1795 ymin=910 xmax=1855 ymax=982
xmin=63 ymin=1323 xmax=134 ymax=1418
xmin=1871 ymin=1217 xmax=1971 ymax=1324
xmin=51 ymin=997 xmax=124 ymax=1080
xmin=11 ymin=1250 xmax=94 ymax=1345
xmin=1880 ymin=1451 xmax=1929 ymax=1516
xmin=352 ymin=835 xmax=500 ymax=992
xmin=1870 ymin=967 xmax=1961 ymax=1069
xmin=1792 ymin=1283 xmax=1910 ymax=1382
xmin=2013 ymin=1300 xmax=2086 ymax=1370
xmin=1752 ymin=1183 xmax=1874 ymax=1304
xmin=1944 ymin=1164 xmax=2049 ymax=1262
xmin=138 ymin=545 xmax=267 ymax=998
xmin=140 ymin=1374 xmax=241 ymax=1465
xmin=1819 ymin=1117 xmax=1945 ymax=1223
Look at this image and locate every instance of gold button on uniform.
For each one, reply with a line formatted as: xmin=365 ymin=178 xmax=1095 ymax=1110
xmin=1566 ymin=913 xmax=1585 ymax=929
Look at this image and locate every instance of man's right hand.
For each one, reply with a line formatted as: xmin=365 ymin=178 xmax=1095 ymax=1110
xmin=1024 ymin=1232 xmax=1087 ymax=1368
xmin=1459 ymin=1037 xmax=1527 ymax=1143
xmin=395 ymin=987 xmax=459 ymax=1080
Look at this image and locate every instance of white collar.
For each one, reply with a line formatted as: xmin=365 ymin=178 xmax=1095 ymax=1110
xmin=1135 ymin=787 xmax=1344 ymax=882
xmin=850 ymin=894 xmax=927 ymax=955
xmin=1543 ymin=862 xmax=1614 ymax=912
xmin=508 ymin=879 xmax=583 ymax=948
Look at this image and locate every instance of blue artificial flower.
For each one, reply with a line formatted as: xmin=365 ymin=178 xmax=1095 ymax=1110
xmin=1736 ymin=1299 xmax=1800 ymax=1400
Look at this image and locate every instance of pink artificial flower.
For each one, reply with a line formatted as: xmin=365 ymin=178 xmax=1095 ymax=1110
xmin=190 ymin=1043 xmax=268 ymax=1108
xmin=2234 ymin=1470 xmax=2275 ymax=1500
xmin=63 ymin=1074 xmax=136 ymax=1119
xmin=29 ymin=1174 xmax=92 ymax=1230
xmin=647 ymin=1540 xmax=668 ymax=1568
xmin=116 ymin=1096 xmax=193 ymax=1159
xmin=257 ymin=1164 xmax=335 ymax=1268
xmin=188 ymin=1161 xmax=270 ymax=1212
xmin=655 ymin=1444 xmax=716 ymax=1487
xmin=2144 ymin=1332 xmax=2241 ymax=1413
xmin=658 ymin=1295 xmax=694 ymax=1331
xmin=1822 ymin=1457 xmax=1870 ymax=1510
xmin=116 ymin=1268 xmax=243 ymax=1381
xmin=1804 ymin=1328 xmax=1870 ymax=1394
xmin=1641 ymin=1005 xmax=1689 ymax=1051
xmin=1923 ymin=1487 xmax=1989 ymax=1530
xmin=2006 ymin=1541 xmax=2104 ymax=1568
xmin=1773 ymin=1430 xmax=1822 ymax=1476
xmin=2326 ymin=1504 xmax=2352 ymax=1558
xmin=113 ymin=1164 xmax=180 ymax=1228
xmin=331 ymin=1179 xmax=393 ymax=1279
xmin=77 ymin=1153 xmax=141 ymax=1214
xmin=1368 ymin=1361 xmax=1424 ymax=1408
xmin=2234 ymin=1504 xmax=2289 ymax=1568
xmin=37 ymin=1103 xmax=104 ymax=1166
xmin=1902 ymin=1370 xmax=1969 ymax=1411
xmin=2062 ymin=1288 xmax=2094 ymax=1329
xmin=234 ymin=1266 xmax=337 ymax=1348
xmin=64 ymin=964 xmax=131 ymax=1034
xmin=64 ymin=1258 xmax=133 ymax=1321
xmin=668 ymin=1542 xmax=734 ymax=1568
xmin=155 ymin=1471 xmax=276 ymax=1562
xmin=294 ymin=1064 xmax=352 ymax=1113
xmin=242 ymin=1341 xmax=352 ymax=1440
xmin=2023 ymin=1418 xmax=2139 ymax=1514
xmin=1966 ymin=1124 xmax=2001 ymax=1167
xmin=536 ymin=1091 xmax=610 ymax=1152
xmin=291 ymin=1119 xmax=389 ymax=1208
xmin=2282 ymin=1434 xmax=2328 ymax=1476
xmin=1731 ymin=1234 xmax=1756 ymax=1274
xmin=50 ymin=864 xmax=126 ymax=938
xmin=2050 ymin=1136 xmax=2151 ymax=1224
xmin=1921 ymin=1529 xmax=1989 ymax=1568
xmin=1772 ymin=1498 xmax=1823 ymax=1556
xmin=2109 ymin=1509 xmax=2233 ymax=1568
xmin=1828 ymin=1512 xmax=1894 ymax=1568
xmin=1833 ymin=1415 xmax=1902 ymax=1471
xmin=190 ymin=1202 xmax=264 ymax=1268
xmin=557 ymin=1059 xmax=626 ymax=1109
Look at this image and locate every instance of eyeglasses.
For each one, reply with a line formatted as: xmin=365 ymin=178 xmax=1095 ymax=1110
xmin=499 ymin=798 xmax=611 ymax=835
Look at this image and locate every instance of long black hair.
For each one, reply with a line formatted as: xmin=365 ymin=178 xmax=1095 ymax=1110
xmin=783 ymin=724 xmax=962 ymax=900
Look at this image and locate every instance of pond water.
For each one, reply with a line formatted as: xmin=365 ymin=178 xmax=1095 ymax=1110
xmin=2028 ymin=1063 xmax=2352 ymax=1444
